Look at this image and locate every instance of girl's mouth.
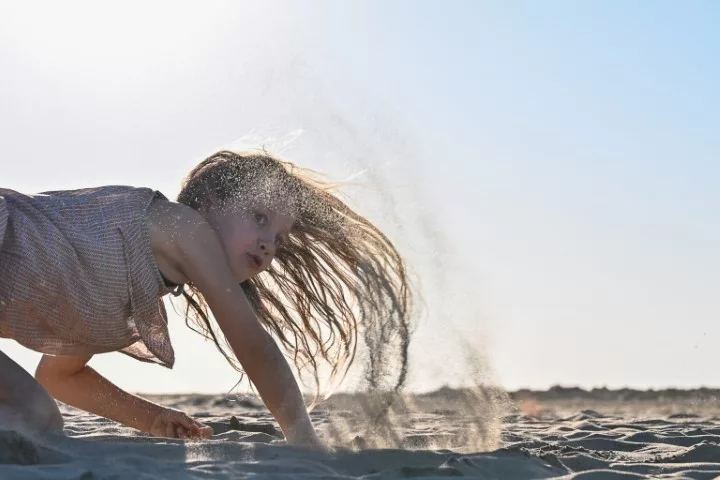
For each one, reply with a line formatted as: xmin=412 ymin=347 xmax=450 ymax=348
xmin=246 ymin=253 xmax=263 ymax=270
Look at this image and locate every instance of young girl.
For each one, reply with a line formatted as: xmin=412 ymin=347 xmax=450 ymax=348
xmin=0 ymin=150 xmax=411 ymax=446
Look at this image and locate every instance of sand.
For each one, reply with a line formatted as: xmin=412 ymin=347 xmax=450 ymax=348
xmin=3 ymin=388 xmax=720 ymax=479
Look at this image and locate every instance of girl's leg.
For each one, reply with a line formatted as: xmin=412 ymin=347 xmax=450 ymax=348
xmin=0 ymin=349 xmax=63 ymax=434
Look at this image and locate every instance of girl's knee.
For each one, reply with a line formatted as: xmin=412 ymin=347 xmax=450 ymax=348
xmin=3 ymin=387 xmax=63 ymax=434
xmin=0 ymin=350 xmax=63 ymax=434
xmin=26 ymin=389 xmax=63 ymax=433
xmin=43 ymin=410 xmax=64 ymax=432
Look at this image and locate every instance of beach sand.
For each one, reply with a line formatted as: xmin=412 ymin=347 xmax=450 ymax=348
xmin=3 ymin=387 xmax=720 ymax=479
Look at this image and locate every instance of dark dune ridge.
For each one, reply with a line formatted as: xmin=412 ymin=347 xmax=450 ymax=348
xmin=510 ymin=386 xmax=720 ymax=403
xmin=141 ymin=385 xmax=720 ymax=408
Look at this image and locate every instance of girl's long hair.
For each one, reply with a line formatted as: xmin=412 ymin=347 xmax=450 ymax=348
xmin=175 ymin=150 xmax=412 ymax=397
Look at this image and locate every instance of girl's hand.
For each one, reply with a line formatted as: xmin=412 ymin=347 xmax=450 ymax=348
xmin=149 ymin=407 xmax=214 ymax=439
xmin=290 ymin=433 xmax=327 ymax=451
xmin=286 ymin=424 xmax=328 ymax=451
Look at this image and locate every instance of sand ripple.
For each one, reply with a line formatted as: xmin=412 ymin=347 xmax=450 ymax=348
xmin=2 ymin=393 xmax=720 ymax=479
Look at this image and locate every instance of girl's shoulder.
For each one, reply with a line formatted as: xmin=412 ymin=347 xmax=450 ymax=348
xmin=0 ymin=185 xmax=162 ymax=209
xmin=37 ymin=184 xmax=159 ymax=200
xmin=2 ymin=184 xmax=164 ymax=217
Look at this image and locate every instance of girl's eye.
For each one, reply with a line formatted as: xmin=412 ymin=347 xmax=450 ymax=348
xmin=254 ymin=212 xmax=268 ymax=226
xmin=274 ymin=235 xmax=283 ymax=246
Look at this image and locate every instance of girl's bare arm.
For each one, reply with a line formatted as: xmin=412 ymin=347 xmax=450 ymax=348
xmin=36 ymin=355 xmax=211 ymax=438
xmin=172 ymin=208 xmax=320 ymax=446
xmin=36 ymin=354 xmax=162 ymax=432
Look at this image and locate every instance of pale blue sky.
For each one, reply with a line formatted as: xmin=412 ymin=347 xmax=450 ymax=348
xmin=0 ymin=1 xmax=718 ymax=393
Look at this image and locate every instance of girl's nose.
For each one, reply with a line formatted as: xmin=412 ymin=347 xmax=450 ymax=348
xmin=258 ymin=237 xmax=276 ymax=257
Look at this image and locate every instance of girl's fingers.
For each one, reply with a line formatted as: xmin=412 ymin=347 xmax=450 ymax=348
xmin=176 ymin=415 xmax=198 ymax=432
xmin=187 ymin=418 xmax=213 ymax=438
xmin=161 ymin=412 xmax=213 ymax=440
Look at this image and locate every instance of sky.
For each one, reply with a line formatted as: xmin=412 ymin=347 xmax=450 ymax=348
xmin=0 ymin=1 xmax=718 ymax=394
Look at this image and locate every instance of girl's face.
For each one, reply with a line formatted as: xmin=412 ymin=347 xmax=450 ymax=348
xmin=203 ymin=201 xmax=294 ymax=283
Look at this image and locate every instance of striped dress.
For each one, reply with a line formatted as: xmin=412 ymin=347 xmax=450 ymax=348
xmin=0 ymin=186 xmax=176 ymax=368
